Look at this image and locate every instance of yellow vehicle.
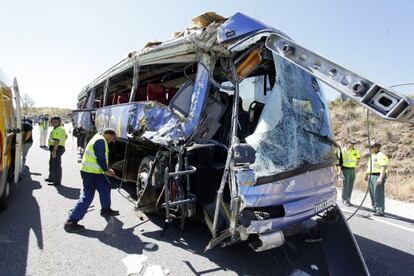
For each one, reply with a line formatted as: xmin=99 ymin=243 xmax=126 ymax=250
xmin=0 ymin=68 xmax=22 ymax=209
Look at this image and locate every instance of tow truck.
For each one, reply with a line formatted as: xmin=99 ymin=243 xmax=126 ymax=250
xmin=72 ymin=12 xmax=413 ymax=275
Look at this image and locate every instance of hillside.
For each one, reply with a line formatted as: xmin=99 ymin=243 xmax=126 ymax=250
xmin=329 ymin=98 xmax=414 ymax=202
xmin=24 ymin=107 xmax=72 ymax=118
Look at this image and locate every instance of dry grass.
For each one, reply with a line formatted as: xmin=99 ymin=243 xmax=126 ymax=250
xmin=330 ymin=98 xmax=414 ymax=202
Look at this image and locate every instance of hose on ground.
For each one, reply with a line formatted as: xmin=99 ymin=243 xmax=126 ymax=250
xmin=346 ymin=109 xmax=373 ymax=221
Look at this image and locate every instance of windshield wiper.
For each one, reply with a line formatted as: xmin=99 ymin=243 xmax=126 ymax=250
xmin=302 ymin=127 xmax=340 ymax=148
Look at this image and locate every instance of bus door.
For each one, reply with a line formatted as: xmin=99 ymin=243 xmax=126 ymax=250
xmin=12 ymin=78 xmax=22 ymax=184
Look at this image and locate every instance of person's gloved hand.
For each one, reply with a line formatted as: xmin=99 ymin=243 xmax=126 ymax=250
xmin=105 ymin=168 xmax=115 ymax=177
xmin=52 ymin=150 xmax=57 ymax=159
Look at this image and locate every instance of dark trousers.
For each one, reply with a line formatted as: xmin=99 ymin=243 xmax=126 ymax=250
xmin=69 ymin=171 xmax=111 ymax=222
xmin=48 ymin=147 xmax=65 ymax=185
xmin=341 ymin=167 xmax=356 ymax=202
xmin=368 ymin=174 xmax=386 ymax=213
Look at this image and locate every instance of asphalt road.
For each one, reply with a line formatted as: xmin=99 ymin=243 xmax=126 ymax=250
xmin=0 ymin=128 xmax=413 ymax=275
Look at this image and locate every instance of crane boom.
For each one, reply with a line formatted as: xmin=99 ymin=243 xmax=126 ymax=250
xmin=265 ymin=33 xmax=414 ymax=124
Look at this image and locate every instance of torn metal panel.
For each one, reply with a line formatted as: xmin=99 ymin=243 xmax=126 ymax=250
xmin=245 ymin=192 xmax=336 ymax=233
xmin=238 ymin=166 xmax=336 ymax=208
xmin=101 ymin=64 xmax=210 ymax=145
xmin=182 ymin=64 xmax=210 ymax=137
xmin=138 ymin=38 xmax=197 ymax=66
xmin=217 ymin=12 xmax=274 ymax=44
xmin=95 ymin=103 xmax=135 ymax=137
xmin=140 ymin=64 xmax=210 ymax=145
xmin=72 ymin=110 xmax=93 ymax=131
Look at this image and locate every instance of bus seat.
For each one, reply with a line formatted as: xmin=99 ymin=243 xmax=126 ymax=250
xmin=111 ymin=94 xmax=117 ymax=105
xmin=135 ymin=86 xmax=147 ymax=101
xmin=98 ymin=96 xmax=103 ymax=107
xmin=147 ymin=83 xmax=167 ymax=105
xmin=248 ymin=101 xmax=265 ymax=134
xmin=117 ymin=94 xmax=129 ymax=104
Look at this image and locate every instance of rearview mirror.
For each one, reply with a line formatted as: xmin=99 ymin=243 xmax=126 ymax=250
xmin=233 ymin=143 xmax=256 ymax=165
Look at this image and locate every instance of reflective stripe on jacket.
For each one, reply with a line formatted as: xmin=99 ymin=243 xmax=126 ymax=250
xmin=342 ymin=148 xmax=360 ymax=168
xmin=80 ymin=134 xmax=108 ymax=174
xmin=366 ymin=151 xmax=389 ymax=173
xmin=48 ymin=126 xmax=67 ymax=147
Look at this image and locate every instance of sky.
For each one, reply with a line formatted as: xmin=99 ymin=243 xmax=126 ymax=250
xmin=0 ymin=0 xmax=413 ymax=108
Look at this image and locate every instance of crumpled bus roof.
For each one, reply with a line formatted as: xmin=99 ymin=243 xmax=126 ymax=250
xmin=77 ymin=12 xmax=281 ymax=98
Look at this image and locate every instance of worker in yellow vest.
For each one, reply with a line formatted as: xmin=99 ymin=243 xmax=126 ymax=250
xmin=338 ymin=139 xmax=360 ymax=207
xmin=64 ymin=128 xmax=118 ymax=233
xmin=365 ymin=141 xmax=389 ymax=216
xmin=38 ymin=114 xmax=49 ymax=149
xmin=45 ymin=117 xmax=67 ymax=186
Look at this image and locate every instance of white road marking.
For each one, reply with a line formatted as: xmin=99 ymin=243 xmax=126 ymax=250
xmin=370 ymin=217 xmax=414 ymax=233
xmin=342 ymin=208 xmax=414 ymax=233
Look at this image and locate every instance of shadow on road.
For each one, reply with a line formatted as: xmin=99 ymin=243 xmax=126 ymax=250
xmin=56 ymin=184 xmax=81 ymax=200
xmin=79 ymin=216 xmax=157 ymax=254
xmin=346 ymin=205 xmax=414 ymax=225
xmin=0 ymin=170 xmax=43 ymax=276
xmin=142 ymin=217 xmax=328 ymax=276
xmin=355 ymin=234 xmax=414 ymax=275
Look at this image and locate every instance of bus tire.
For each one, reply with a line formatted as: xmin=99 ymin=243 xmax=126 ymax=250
xmin=135 ymin=156 xmax=157 ymax=213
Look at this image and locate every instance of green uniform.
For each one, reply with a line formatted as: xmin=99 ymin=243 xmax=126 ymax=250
xmin=341 ymin=147 xmax=360 ymax=203
xmin=366 ymin=151 xmax=389 ymax=213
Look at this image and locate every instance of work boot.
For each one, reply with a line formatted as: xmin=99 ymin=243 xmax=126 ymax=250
xmin=343 ymin=201 xmax=352 ymax=207
xmin=372 ymin=211 xmax=385 ymax=217
xmin=64 ymin=220 xmax=85 ymax=233
xmin=100 ymin=208 xmax=120 ymax=217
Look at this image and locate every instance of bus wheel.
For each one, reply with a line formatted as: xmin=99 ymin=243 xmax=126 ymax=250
xmin=135 ymin=156 xmax=157 ymax=213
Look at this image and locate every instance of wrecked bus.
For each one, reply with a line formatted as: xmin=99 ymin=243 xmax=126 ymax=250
xmin=73 ymin=12 xmax=414 ymax=254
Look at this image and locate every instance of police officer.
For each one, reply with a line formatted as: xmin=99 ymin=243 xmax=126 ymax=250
xmin=39 ymin=114 xmax=49 ymax=148
xmin=64 ymin=128 xmax=119 ymax=233
xmin=365 ymin=141 xmax=389 ymax=216
xmin=338 ymin=139 xmax=360 ymax=207
xmin=22 ymin=118 xmax=33 ymax=169
xmin=45 ymin=117 xmax=67 ymax=186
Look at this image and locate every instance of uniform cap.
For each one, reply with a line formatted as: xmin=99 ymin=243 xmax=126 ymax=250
xmin=369 ymin=140 xmax=381 ymax=147
xmin=347 ymin=139 xmax=357 ymax=144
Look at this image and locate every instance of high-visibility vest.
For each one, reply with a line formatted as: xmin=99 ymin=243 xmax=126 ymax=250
xmin=48 ymin=126 xmax=67 ymax=147
xmin=80 ymin=134 xmax=108 ymax=174
xmin=342 ymin=148 xmax=360 ymax=168
xmin=366 ymin=151 xmax=389 ymax=174
xmin=40 ymin=120 xmax=49 ymax=130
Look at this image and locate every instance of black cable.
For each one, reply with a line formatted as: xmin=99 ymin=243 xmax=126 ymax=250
xmin=346 ymin=109 xmax=372 ymax=221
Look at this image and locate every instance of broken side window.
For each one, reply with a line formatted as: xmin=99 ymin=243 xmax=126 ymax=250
xmin=93 ymin=83 xmax=105 ymax=108
xmin=106 ymin=67 xmax=134 ymax=106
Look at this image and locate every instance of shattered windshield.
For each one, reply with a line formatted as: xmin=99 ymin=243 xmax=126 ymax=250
xmin=245 ymin=54 xmax=336 ymax=178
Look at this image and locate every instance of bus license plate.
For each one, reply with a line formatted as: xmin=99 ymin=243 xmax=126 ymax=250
xmin=314 ymin=198 xmax=335 ymax=213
